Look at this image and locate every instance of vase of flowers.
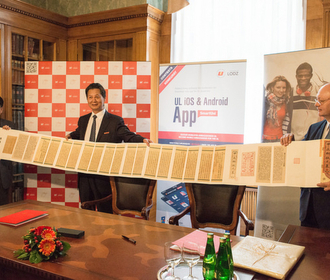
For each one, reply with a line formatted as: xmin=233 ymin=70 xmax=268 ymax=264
xmin=14 ymin=226 xmax=71 ymax=264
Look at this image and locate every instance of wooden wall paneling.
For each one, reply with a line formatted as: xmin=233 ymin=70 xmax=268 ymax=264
xmin=159 ymin=13 xmax=172 ymax=64
xmin=0 ymin=1 xmax=67 ymax=40
xmin=323 ymin=0 xmax=330 ymax=47
xmin=306 ymin=0 xmax=324 ymax=49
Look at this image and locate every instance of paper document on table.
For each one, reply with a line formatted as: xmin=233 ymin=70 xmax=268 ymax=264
xmin=232 ymin=236 xmax=305 ymax=279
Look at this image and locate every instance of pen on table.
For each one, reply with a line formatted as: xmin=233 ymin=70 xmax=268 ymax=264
xmin=122 ymin=235 xmax=136 ymax=244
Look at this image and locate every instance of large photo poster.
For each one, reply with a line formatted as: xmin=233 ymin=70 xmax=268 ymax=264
xmin=23 ymin=61 xmax=151 ymax=207
xmin=262 ymin=48 xmax=330 ymax=143
xmin=157 ymin=61 xmax=247 ymax=226
xmin=256 ymin=48 xmax=330 ymax=241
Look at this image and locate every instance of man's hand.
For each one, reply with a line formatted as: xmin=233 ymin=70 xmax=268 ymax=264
xmin=2 ymin=125 xmax=11 ymax=130
xmin=65 ymin=134 xmax=72 ymax=141
xmin=280 ymin=133 xmax=295 ymax=146
xmin=143 ymin=138 xmax=153 ymax=147
xmin=317 ymin=182 xmax=330 ymax=191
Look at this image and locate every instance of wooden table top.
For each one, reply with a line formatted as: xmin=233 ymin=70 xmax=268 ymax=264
xmin=0 ymin=200 xmax=253 ymax=280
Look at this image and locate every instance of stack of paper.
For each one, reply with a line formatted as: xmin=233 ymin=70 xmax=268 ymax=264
xmin=232 ymin=236 xmax=305 ymax=279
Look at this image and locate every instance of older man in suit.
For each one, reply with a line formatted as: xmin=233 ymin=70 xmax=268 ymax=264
xmin=66 ymin=83 xmax=151 ymax=213
xmin=0 ymin=97 xmax=15 ymax=205
xmin=281 ymin=83 xmax=330 ymax=229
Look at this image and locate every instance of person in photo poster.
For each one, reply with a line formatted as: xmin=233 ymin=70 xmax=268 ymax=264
xmin=65 ymin=83 xmax=151 ymax=213
xmin=281 ymin=83 xmax=330 ymax=229
xmin=286 ymin=62 xmax=323 ymax=140
xmin=0 ymin=97 xmax=15 ymax=205
xmin=262 ymin=76 xmax=291 ymax=142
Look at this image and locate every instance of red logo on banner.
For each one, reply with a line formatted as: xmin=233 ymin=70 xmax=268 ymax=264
xmin=109 ymin=75 xmax=122 ymax=89
xmin=108 ymin=104 xmax=122 ymax=116
xmin=137 ymin=75 xmax=151 ymax=89
xmin=25 ymin=75 xmax=38 ymax=89
xmin=80 ymin=75 xmax=94 ymax=89
xmin=66 ymin=89 xmax=80 ymax=103
xmin=95 ymin=61 xmax=108 ymax=75
xmin=52 ymin=75 xmax=66 ymax=89
xmin=124 ymin=118 xmax=136 ymax=132
xmin=67 ymin=61 xmax=80 ymax=75
xmin=24 ymin=188 xmax=37 ymax=200
xmin=65 ymin=174 xmax=78 ymax=188
xmin=51 ymin=188 xmax=65 ymax=202
xmin=122 ymin=90 xmax=136 ymax=103
xmin=137 ymin=104 xmax=150 ymax=118
xmin=24 ymin=164 xmax=38 ymax=173
xmin=38 ymin=117 xmax=52 ymax=131
xmin=123 ymin=61 xmax=137 ymax=75
xmin=37 ymin=174 xmax=52 ymax=188
xmin=25 ymin=103 xmax=38 ymax=117
xmin=52 ymin=104 xmax=66 ymax=117
xmin=66 ymin=118 xmax=79 ymax=131
xmin=39 ymin=61 xmax=52 ymax=75
xmin=38 ymin=89 xmax=52 ymax=103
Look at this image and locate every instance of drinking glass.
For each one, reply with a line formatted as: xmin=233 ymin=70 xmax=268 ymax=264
xmin=164 ymin=241 xmax=182 ymax=280
xmin=182 ymin=241 xmax=200 ymax=280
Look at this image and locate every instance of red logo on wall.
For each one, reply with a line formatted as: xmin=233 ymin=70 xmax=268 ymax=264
xmin=124 ymin=118 xmax=136 ymax=132
xmin=137 ymin=104 xmax=150 ymax=118
xmin=109 ymin=75 xmax=122 ymax=89
xmin=137 ymin=75 xmax=151 ymax=89
xmin=38 ymin=117 xmax=52 ymax=131
xmin=95 ymin=61 xmax=108 ymax=75
xmin=108 ymin=104 xmax=122 ymax=116
xmin=52 ymin=103 xmax=66 ymax=117
xmin=123 ymin=61 xmax=137 ymax=75
xmin=66 ymin=118 xmax=79 ymax=131
xmin=25 ymin=75 xmax=38 ymax=89
xmin=67 ymin=61 xmax=80 ymax=75
xmin=66 ymin=89 xmax=80 ymax=103
xmin=39 ymin=61 xmax=52 ymax=75
xmin=25 ymin=103 xmax=38 ymax=117
xmin=51 ymin=188 xmax=65 ymax=202
xmin=37 ymin=174 xmax=52 ymax=188
xmin=122 ymin=90 xmax=137 ymax=103
xmin=52 ymin=75 xmax=66 ymax=89
xmin=38 ymin=89 xmax=52 ymax=103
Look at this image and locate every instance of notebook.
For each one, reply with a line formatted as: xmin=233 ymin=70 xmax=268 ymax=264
xmin=0 ymin=209 xmax=48 ymax=226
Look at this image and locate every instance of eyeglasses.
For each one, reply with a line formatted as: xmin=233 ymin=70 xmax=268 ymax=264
xmin=315 ymin=98 xmax=330 ymax=105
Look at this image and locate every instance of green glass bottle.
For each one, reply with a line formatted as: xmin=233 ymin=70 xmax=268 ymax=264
xmin=223 ymin=232 xmax=234 ymax=279
xmin=203 ymin=233 xmax=216 ymax=280
xmin=215 ymin=237 xmax=230 ymax=280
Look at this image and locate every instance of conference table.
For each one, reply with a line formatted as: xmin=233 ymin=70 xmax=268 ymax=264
xmin=0 ymin=200 xmax=328 ymax=280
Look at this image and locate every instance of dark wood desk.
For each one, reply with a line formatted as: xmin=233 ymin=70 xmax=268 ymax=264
xmin=0 ymin=200 xmax=253 ymax=280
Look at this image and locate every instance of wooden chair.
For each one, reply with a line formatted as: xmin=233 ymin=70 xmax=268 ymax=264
xmin=81 ymin=176 xmax=156 ymax=220
xmin=169 ymin=183 xmax=254 ymax=236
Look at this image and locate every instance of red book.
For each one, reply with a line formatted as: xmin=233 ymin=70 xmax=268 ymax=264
xmin=0 ymin=210 xmax=48 ymax=227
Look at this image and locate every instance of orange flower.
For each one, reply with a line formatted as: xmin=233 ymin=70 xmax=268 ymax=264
xmin=38 ymin=239 xmax=55 ymax=256
xmin=41 ymin=229 xmax=56 ymax=240
xmin=35 ymin=226 xmax=52 ymax=236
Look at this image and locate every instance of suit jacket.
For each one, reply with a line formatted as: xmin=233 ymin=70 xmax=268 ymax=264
xmin=70 ymin=110 xmax=145 ymax=143
xmin=0 ymin=118 xmax=15 ymax=191
xmin=301 ymin=119 xmax=330 ymax=228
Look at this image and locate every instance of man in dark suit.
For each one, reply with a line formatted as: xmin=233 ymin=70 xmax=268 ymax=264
xmin=281 ymin=83 xmax=330 ymax=229
xmin=0 ymin=97 xmax=15 ymax=205
xmin=66 ymin=83 xmax=151 ymax=213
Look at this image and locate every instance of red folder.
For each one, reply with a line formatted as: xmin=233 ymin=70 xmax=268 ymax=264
xmin=0 ymin=210 xmax=48 ymax=226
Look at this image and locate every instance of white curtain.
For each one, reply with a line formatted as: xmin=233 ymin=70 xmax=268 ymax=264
xmin=171 ymin=0 xmax=306 ymax=144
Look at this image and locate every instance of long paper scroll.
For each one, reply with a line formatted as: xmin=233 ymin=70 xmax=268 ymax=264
xmin=0 ymin=128 xmax=328 ymax=187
